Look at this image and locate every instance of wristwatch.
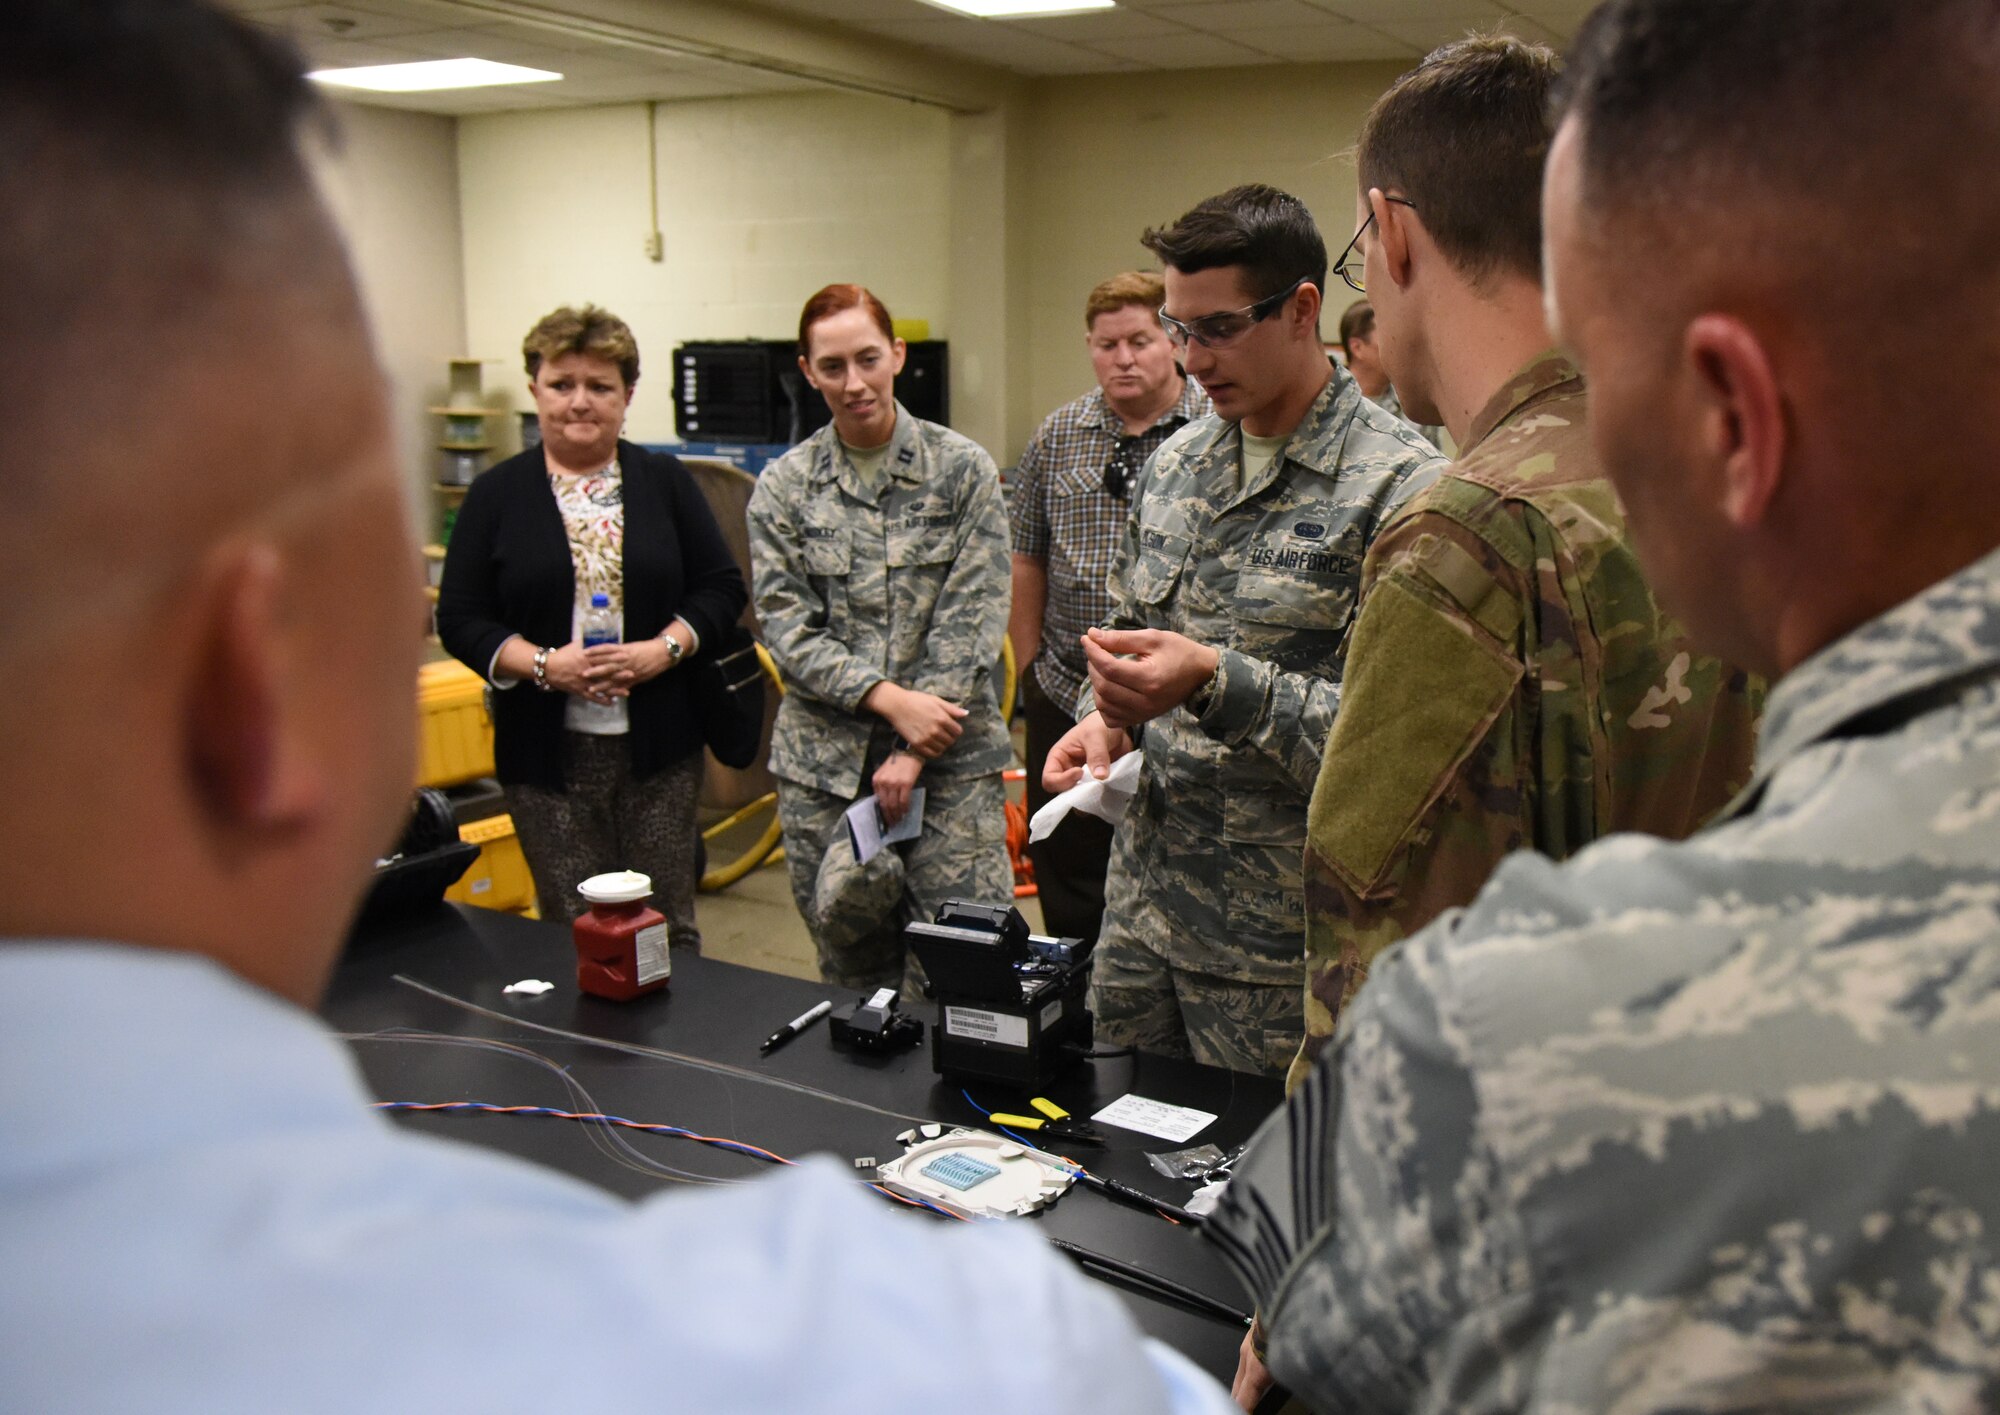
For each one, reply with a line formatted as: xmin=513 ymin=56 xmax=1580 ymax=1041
xmin=662 ymin=631 xmax=684 ymax=666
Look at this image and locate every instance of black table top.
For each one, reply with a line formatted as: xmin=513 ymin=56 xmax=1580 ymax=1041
xmin=329 ymin=902 xmax=1283 ymax=1382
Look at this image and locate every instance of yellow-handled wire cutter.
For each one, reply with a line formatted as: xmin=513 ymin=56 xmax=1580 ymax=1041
xmin=986 ymin=1097 xmax=1105 ymax=1146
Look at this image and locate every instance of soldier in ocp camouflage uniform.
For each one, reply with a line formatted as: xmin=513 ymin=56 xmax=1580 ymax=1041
xmin=749 ymin=286 xmax=1012 ymax=995
xmin=1046 ymin=186 xmax=1445 ymax=1075
xmin=1291 ymin=39 xmax=1762 ymax=1092
xmin=1296 ymin=353 xmax=1761 ymax=1083
xmin=1209 ymin=2 xmax=2000 ymax=1408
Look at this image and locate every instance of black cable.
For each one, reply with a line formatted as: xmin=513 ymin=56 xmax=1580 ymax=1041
xmin=1070 ymin=1166 xmax=1202 ymax=1226
xmin=394 ymin=974 xmax=938 ymax=1126
xmin=1046 ymin=1237 xmax=1250 ymax=1328
xmin=390 ymin=977 xmax=1242 ymax=1316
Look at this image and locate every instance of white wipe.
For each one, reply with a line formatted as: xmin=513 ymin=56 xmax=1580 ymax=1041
xmin=1027 ymin=749 xmax=1143 ymax=842
xmin=1186 ymin=1179 xmax=1230 ymax=1218
xmin=502 ymin=979 xmax=555 ymax=996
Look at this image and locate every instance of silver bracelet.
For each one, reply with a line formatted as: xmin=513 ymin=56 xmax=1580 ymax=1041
xmin=532 ymin=645 xmax=552 ymax=690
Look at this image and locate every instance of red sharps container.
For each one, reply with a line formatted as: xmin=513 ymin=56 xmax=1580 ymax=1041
xmin=573 ymin=871 xmax=670 ymax=1002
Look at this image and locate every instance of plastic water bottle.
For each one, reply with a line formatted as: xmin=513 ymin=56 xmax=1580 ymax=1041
xmin=581 ymin=591 xmax=619 ymax=648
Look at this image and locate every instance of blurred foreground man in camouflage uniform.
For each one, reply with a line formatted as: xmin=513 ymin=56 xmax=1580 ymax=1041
xmin=1290 ymin=36 xmax=1762 ymax=1089
xmin=1210 ymin=2 xmax=2000 ymax=1409
xmin=1044 ymin=185 xmax=1444 ymax=1073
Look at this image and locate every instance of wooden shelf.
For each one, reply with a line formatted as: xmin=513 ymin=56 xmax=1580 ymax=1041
xmin=435 ymin=361 xmax=503 ymax=546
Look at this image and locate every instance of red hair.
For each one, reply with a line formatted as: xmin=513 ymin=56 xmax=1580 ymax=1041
xmin=798 ymin=283 xmax=894 ymax=356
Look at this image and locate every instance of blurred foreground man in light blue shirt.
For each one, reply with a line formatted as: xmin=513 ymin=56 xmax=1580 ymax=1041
xmin=0 ymin=5 xmax=1232 ymax=1412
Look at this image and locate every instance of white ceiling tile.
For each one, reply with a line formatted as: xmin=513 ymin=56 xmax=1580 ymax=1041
xmin=1313 ymin=0 xmax=1511 ymax=20
xmin=852 ymin=13 xmax=993 ymax=44
xmin=1013 ymin=9 xmax=1187 ymax=41
xmin=1504 ymin=2 xmax=1591 ymax=40
xmin=1368 ymin=12 xmax=1546 ymax=48
xmin=285 ymin=34 xmax=431 ymax=67
xmin=459 ymin=19 xmax=642 ymax=55
xmin=921 ymin=26 xmax=1115 ymax=73
xmin=1151 ymin=0 xmax=1333 ymax=29
xmin=241 ymin=2 xmax=445 ymax=41
xmin=1234 ymin=22 xmax=1420 ymax=60
xmin=341 ymin=0 xmax=504 ymax=24
xmin=749 ymin=0 xmax=924 ymax=20
xmin=1508 ymin=0 xmax=1603 ymax=23
xmin=385 ymin=27 xmax=653 ymax=77
xmin=1503 ymin=15 xmax=1573 ymax=45
xmin=1090 ymin=30 xmax=1281 ymax=67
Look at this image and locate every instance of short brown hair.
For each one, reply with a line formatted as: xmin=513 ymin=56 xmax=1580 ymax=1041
xmin=1337 ymin=300 xmax=1376 ymax=354
xmin=798 ymin=283 xmax=894 ymax=356
xmin=522 ymin=305 xmax=639 ymax=388
xmin=1357 ymin=35 xmax=1561 ymax=286
xmin=1085 ymin=271 xmax=1165 ymax=328
xmin=1140 ymin=184 xmax=1326 ymax=305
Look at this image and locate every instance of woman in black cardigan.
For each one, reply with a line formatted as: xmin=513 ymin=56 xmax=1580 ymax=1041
xmin=438 ymin=305 xmax=746 ymax=942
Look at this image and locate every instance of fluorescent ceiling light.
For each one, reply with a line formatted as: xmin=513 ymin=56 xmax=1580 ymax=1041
xmin=917 ymin=0 xmax=1116 ymax=16
xmin=308 ymin=58 xmax=563 ymax=93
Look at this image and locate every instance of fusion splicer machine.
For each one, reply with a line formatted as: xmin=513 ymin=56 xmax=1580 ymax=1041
xmin=904 ymin=899 xmax=1093 ymax=1091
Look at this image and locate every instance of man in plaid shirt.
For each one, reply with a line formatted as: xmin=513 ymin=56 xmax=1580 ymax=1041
xmin=1008 ymin=272 xmax=1210 ymax=945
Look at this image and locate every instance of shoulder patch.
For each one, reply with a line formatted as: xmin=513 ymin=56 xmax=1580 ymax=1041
xmin=1309 ymin=573 xmax=1526 ymax=894
xmin=1405 ymin=532 xmax=1524 ymax=644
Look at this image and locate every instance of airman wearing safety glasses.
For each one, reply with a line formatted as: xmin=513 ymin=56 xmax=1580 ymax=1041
xmin=1042 ymin=183 xmax=1445 ymax=1076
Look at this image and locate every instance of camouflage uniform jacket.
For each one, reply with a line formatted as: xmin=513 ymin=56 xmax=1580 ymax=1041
xmin=1209 ymin=543 xmax=2000 ymax=1412
xmin=1294 ymin=352 xmax=1762 ymax=1082
xmin=747 ymin=406 xmax=1012 ymax=798
xmin=1081 ymin=367 xmax=1445 ymax=983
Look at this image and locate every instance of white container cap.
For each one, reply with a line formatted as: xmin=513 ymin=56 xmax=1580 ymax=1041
xmin=578 ymin=870 xmax=653 ymax=905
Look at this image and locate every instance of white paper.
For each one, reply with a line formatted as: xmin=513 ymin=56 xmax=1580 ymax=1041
xmin=1027 ymin=749 xmax=1142 ymax=843
xmin=1091 ymin=1092 xmax=1218 ymax=1143
xmin=844 ymin=787 xmax=926 ymax=864
xmin=502 ymin=978 xmax=554 ymax=996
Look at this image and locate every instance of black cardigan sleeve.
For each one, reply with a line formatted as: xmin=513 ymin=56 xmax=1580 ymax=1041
xmin=435 ymin=462 xmax=516 ymax=681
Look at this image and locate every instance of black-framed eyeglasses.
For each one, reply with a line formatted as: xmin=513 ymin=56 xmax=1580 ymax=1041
xmin=1334 ymin=196 xmax=1418 ymax=294
xmin=1158 ymin=274 xmax=1312 ymax=351
xmin=1103 ymin=438 xmax=1145 ymax=498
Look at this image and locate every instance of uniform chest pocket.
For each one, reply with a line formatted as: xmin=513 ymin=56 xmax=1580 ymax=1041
xmin=886 ymin=524 xmax=956 ymax=568
xmin=1232 ymin=567 xmax=1360 ymax=639
xmin=800 ymin=530 xmax=851 ymax=577
xmin=1127 ymin=527 xmax=1192 ymax=606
